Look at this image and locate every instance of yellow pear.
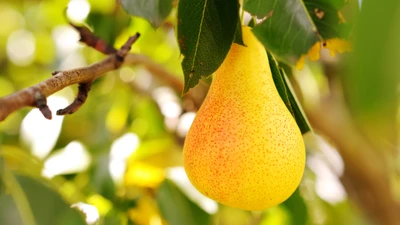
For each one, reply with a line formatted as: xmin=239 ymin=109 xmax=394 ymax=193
xmin=183 ymin=27 xmax=306 ymax=210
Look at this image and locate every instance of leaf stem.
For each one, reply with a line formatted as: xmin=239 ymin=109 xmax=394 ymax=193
xmin=240 ymin=5 xmax=245 ymax=25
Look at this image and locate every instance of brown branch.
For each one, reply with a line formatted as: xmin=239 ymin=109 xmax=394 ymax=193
xmin=69 ymin=23 xmax=185 ymax=94
xmin=0 ymin=24 xmax=193 ymax=122
xmin=32 ymin=88 xmax=52 ymax=120
xmin=0 ymin=33 xmax=140 ymax=121
xmin=0 ymin=56 xmax=110 ymax=121
xmin=0 ymin=21 xmax=206 ymax=123
xmin=57 ymin=82 xmax=92 ymax=115
xmin=70 ymin=23 xmax=117 ymax=54
xmin=55 ymin=33 xmax=140 ymax=115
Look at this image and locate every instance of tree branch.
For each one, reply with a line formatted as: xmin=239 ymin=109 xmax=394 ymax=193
xmin=0 ymin=32 xmax=142 ymax=121
xmin=56 ymin=82 xmax=92 ymax=115
xmin=0 ymin=20 xmax=198 ymax=122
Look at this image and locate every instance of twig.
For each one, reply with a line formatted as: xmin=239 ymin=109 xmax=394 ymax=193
xmin=0 ymin=56 xmax=110 ymax=121
xmin=69 ymin=23 xmax=117 ymax=54
xmin=55 ymin=33 xmax=140 ymax=115
xmin=69 ymin=23 xmax=208 ymax=110
xmin=69 ymin=24 xmax=184 ymax=93
xmin=32 ymin=88 xmax=52 ymax=120
xmin=0 ymin=23 xmax=194 ymax=122
xmin=0 ymin=33 xmax=140 ymax=121
xmin=57 ymin=83 xmax=92 ymax=115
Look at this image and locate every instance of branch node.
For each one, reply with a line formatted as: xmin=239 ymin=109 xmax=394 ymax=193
xmin=33 ymin=89 xmax=52 ymax=120
xmin=114 ymin=33 xmax=141 ymax=68
xmin=57 ymin=82 xmax=93 ymax=115
xmin=52 ymin=70 xmax=61 ymax=76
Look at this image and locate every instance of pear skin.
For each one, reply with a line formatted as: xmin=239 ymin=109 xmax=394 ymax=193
xmin=183 ymin=27 xmax=306 ymax=210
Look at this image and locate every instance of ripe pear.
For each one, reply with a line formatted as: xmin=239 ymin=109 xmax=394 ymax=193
xmin=183 ymin=27 xmax=305 ymax=210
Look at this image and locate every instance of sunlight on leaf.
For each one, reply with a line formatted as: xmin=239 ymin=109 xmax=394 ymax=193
xmin=128 ymin=196 xmax=166 ymax=225
xmin=21 ymin=96 xmax=69 ymax=160
xmin=71 ymin=202 xmax=99 ymax=225
xmin=42 ymin=141 xmax=91 ymax=178
xmin=109 ymin=132 xmax=140 ymax=184
xmin=86 ymin=194 xmax=112 ymax=216
xmin=124 ymin=162 xmax=165 ymax=188
xmin=308 ymin=42 xmax=321 ymax=61
xmin=295 ymin=55 xmax=307 ymax=71
xmin=295 ymin=39 xmax=351 ymax=69
xmin=324 ymin=38 xmax=352 ymax=56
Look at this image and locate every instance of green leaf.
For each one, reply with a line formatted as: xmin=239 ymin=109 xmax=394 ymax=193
xmin=303 ymin=0 xmax=352 ymax=39
xmin=244 ymin=0 xmax=355 ymax=63
xmin=268 ymin=52 xmax=311 ymax=134
xmin=282 ymin=188 xmax=308 ymax=225
xmin=86 ymin=11 xmax=131 ymax=44
xmin=120 ymin=0 xmax=173 ymax=27
xmin=0 ymin=173 xmax=87 ymax=225
xmin=156 ymin=180 xmax=212 ymax=225
xmin=247 ymin=0 xmax=319 ymax=63
xmin=345 ymin=0 xmax=400 ymax=144
xmin=178 ymin=0 xmax=240 ymax=93
xmin=233 ymin=19 xmax=245 ymax=46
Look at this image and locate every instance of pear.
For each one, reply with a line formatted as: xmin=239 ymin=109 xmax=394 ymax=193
xmin=183 ymin=27 xmax=305 ymax=210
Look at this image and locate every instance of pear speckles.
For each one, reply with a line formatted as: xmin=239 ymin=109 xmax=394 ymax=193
xmin=183 ymin=27 xmax=305 ymax=211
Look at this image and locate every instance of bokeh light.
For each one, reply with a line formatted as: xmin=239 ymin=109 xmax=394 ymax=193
xmin=42 ymin=141 xmax=92 ymax=178
xmin=71 ymin=202 xmax=99 ymax=225
xmin=67 ymin=0 xmax=91 ymax=23
xmin=109 ymin=133 xmax=140 ymax=184
xmin=21 ymin=96 xmax=69 ymax=159
xmin=6 ymin=29 xmax=35 ymax=66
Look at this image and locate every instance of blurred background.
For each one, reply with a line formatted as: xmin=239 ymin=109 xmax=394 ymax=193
xmin=0 ymin=0 xmax=399 ymax=225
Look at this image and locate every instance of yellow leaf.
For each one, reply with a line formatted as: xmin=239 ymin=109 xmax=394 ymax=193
xmin=295 ymin=55 xmax=306 ymax=70
xmin=124 ymin=162 xmax=165 ymax=188
xmin=87 ymin=194 xmax=112 ymax=216
xmin=308 ymin=42 xmax=321 ymax=61
xmin=128 ymin=196 xmax=168 ymax=225
xmin=324 ymin=38 xmax=352 ymax=56
xmin=296 ymin=42 xmax=321 ymax=70
xmin=295 ymin=38 xmax=351 ymax=70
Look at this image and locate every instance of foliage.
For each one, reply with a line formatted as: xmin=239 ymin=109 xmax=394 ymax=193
xmin=0 ymin=0 xmax=399 ymax=225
